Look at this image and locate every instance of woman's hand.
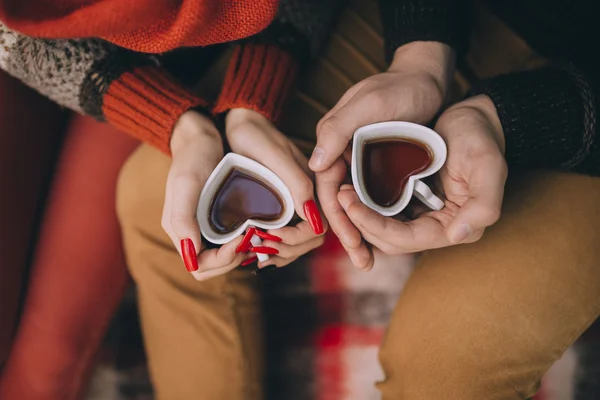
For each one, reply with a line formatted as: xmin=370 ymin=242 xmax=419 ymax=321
xmin=312 ymin=41 xmax=455 ymax=270
xmin=163 ymin=110 xmax=246 ymax=281
xmin=226 ymin=108 xmax=327 ymax=269
xmin=337 ymin=95 xmax=507 ymax=259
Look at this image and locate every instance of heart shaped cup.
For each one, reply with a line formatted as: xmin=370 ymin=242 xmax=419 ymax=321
xmin=351 ymin=121 xmax=447 ymax=217
xmin=197 ymin=153 xmax=294 ymax=261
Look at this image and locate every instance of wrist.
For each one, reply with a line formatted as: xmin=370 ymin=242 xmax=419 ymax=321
xmin=389 ymin=41 xmax=456 ymax=97
xmin=461 ymin=95 xmax=505 ymax=153
xmin=226 ymin=108 xmax=264 ymax=122
xmin=171 ymin=110 xmax=221 ymax=155
xmin=226 ymin=108 xmax=272 ymax=131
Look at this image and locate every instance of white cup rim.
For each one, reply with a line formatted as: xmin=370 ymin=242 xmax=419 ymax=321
xmin=197 ymin=153 xmax=295 ymax=244
xmin=351 ymin=121 xmax=447 ymax=217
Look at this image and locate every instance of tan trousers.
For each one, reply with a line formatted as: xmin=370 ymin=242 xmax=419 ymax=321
xmin=116 ymin=0 xmax=600 ymax=398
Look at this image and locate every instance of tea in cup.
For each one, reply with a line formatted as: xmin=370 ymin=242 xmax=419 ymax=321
xmin=197 ymin=153 xmax=294 ymax=262
xmin=351 ymin=121 xmax=447 ymax=217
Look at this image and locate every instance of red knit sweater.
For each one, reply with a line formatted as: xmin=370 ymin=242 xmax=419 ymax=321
xmin=0 ymin=0 xmax=278 ymax=52
xmin=0 ymin=0 xmax=297 ymax=153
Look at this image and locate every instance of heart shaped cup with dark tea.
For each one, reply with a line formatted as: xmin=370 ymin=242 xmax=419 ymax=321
xmin=197 ymin=153 xmax=294 ymax=245
xmin=351 ymin=121 xmax=447 ymax=217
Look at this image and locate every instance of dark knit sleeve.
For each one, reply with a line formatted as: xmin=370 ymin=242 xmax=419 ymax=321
xmin=470 ymin=63 xmax=599 ymax=176
xmin=0 ymin=22 xmax=206 ymax=154
xmin=379 ymin=0 xmax=472 ymax=63
xmin=213 ymin=0 xmax=346 ymax=123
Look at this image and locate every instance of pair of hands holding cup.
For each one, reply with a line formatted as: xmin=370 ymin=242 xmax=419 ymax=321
xmin=165 ymin=40 xmax=508 ymax=279
xmin=165 ymin=106 xmax=326 ymax=280
xmin=311 ymin=41 xmax=508 ymax=270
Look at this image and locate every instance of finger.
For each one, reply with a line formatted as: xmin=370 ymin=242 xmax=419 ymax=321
xmin=163 ymin=133 xmax=222 ymax=257
xmin=260 ymin=235 xmax=325 ymax=259
xmin=338 ymin=188 xmax=450 ymax=253
xmin=290 ymin=145 xmax=313 ymax=177
xmin=268 ymin=221 xmax=326 ymax=246
xmin=462 ymin=228 xmax=485 ymax=244
xmin=317 ymin=80 xmax=368 ymax=131
xmin=320 ymin=186 xmax=375 ymax=269
xmin=311 ymin=84 xmax=399 ymax=172
xmin=237 ymin=134 xmax=324 ymax=235
xmin=345 ymin=243 xmax=375 ymax=271
xmin=190 ymin=256 xmax=244 ymax=281
xmin=190 ymin=263 xmax=236 ymax=281
xmin=161 ymin=178 xmax=177 ymax=249
xmin=163 ymin=171 xmax=205 ymax=274
xmin=336 ymin=189 xmax=402 ymax=253
xmin=190 ymin=238 xmax=246 ymax=281
xmin=409 ymin=202 xmax=433 ymax=218
xmin=164 ymin=171 xmax=205 ymax=255
xmin=315 ymin=159 xmax=361 ymax=249
xmin=260 ymin=145 xmax=315 ymax=216
xmin=342 ymin=147 xmax=353 ymax=167
xmin=447 ymin=154 xmax=507 ymax=243
xmin=311 ymin=80 xmax=371 ymax=172
xmin=196 ymin=237 xmax=245 ymax=268
xmin=257 ymin=255 xmax=299 ymax=269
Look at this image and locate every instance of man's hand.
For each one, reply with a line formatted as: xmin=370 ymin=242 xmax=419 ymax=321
xmin=337 ymin=95 xmax=507 ymax=256
xmin=312 ymin=42 xmax=455 ymax=270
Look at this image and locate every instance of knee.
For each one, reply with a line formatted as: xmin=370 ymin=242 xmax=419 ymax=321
xmin=377 ymin=297 xmax=531 ymax=400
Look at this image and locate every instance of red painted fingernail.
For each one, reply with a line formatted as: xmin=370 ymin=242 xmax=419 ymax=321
xmin=240 ymin=256 xmax=258 ymax=266
xmin=255 ymin=230 xmax=282 ymax=242
xmin=250 ymin=246 xmax=279 ymax=255
xmin=180 ymin=239 xmax=199 ymax=272
xmin=304 ymin=200 xmax=324 ymax=235
xmin=236 ymin=227 xmax=256 ymax=253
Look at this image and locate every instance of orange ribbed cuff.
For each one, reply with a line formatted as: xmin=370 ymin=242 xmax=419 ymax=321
xmin=102 ymin=66 xmax=206 ymax=154
xmin=214 ymin=44 xmax=299 ymax=123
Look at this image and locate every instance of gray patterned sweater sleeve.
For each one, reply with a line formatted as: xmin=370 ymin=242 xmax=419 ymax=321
xmin=0 ymin=22 xmax=205 ymax=154
xmin=0 ymin=22 xmax=146 ymax=120
xmin=0 ymin=1 xmax=345 ymax=149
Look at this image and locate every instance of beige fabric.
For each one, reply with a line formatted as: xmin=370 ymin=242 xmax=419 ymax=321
xmin=116 ymin=0 xmax=600 ymax=399
xmin=377 ymin=171 xmax=600 ymax=399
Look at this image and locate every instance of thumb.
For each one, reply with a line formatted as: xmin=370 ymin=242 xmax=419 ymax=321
xmin=447 ymin=154 xmax=507 ymax=243
xmin=250 ymin=142 xmax=325 ymax=236
xmin=310 ymin=85 xmax=387 ymax=172
xmin=283 ymin=169 xmax=325 ymax=236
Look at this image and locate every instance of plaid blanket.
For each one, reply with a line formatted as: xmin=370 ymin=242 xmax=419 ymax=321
xmin=261 ymin=233 xmax=410 ymax=400
xmin=87 ymin=231 xmax=600 ymax=400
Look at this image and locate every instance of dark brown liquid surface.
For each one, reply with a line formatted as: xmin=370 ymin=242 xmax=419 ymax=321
xmin=363 ymin=138 xmax=432 ymax=207
xmin=209 ymin=169 xmax=284 ymax=234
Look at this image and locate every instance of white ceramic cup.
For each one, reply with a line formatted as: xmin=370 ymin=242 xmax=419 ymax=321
xmin=197 ymin=153 xmax=294 ymax=262
xmin=351 ymin=121 xmax=447 ymax=217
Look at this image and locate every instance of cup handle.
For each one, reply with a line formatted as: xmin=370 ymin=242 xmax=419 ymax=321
xmin=250 ymin=235 xmax=270 ymax=263
xmin=413 ymin=180 xmax=444 ymax=211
